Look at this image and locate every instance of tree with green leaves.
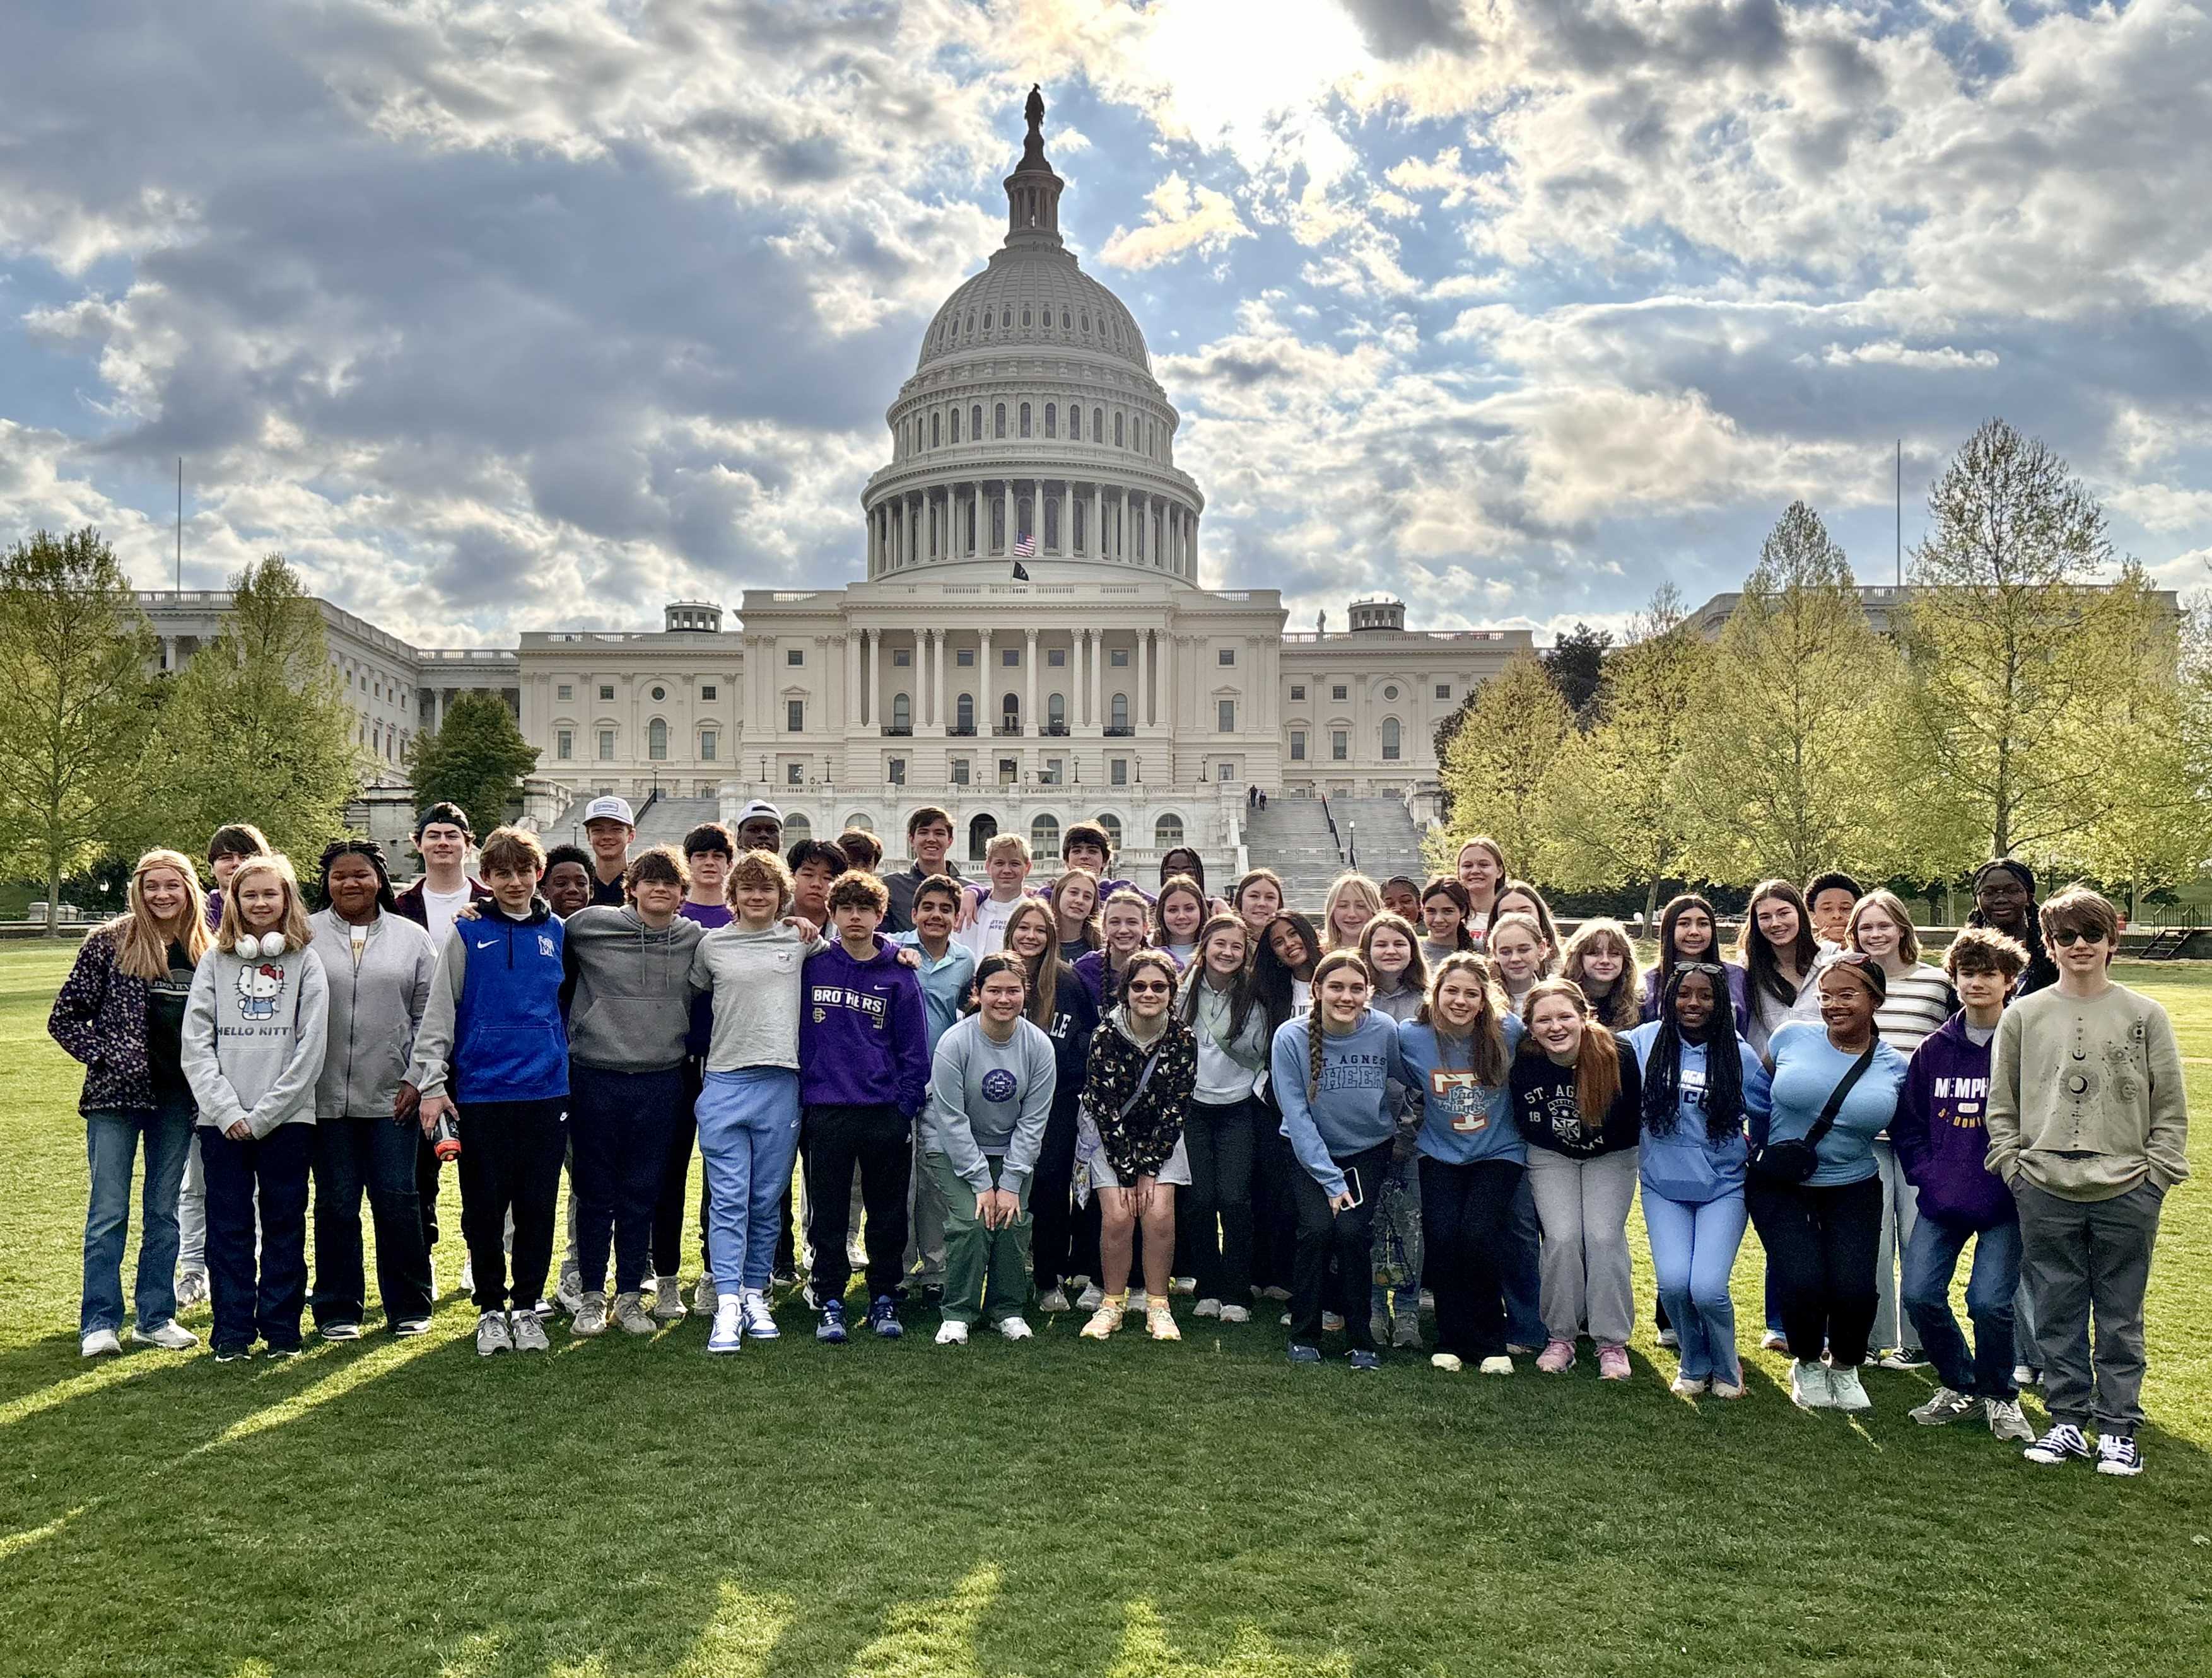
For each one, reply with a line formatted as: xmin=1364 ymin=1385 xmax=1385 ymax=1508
xmin=1682 ymin=502 xmax=1905 ymax=885
xmin=0 ymin=528 xmax=156 ymax=934
xmin=136 ymin=556 xmax=360 ymax=865
xmin=407 ymin=690 xmax=537 ymax=837
xmin=1535 ymin=586 xmax=1712 ymax=923
xmin=1431 ymin=655 xmax=1572 ymax=877
xmin=1541 ymin=621 xmax=1613 ymax=721
xmin=1899 ymin=419 xmax=2143 ymax=865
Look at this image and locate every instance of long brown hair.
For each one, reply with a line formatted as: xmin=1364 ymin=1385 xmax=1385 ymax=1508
xmin=1178 ymin=912 xmax=1256 ymax=1039
xmin=1047 ymin=867 xmax=1102 ymax=951
xmin=1518 ymin=977 xmax=1622 ymax=1124
xmin=1560 ymin=918 xmax=1641 ymax=1030
xmin=1737 ymin=878 xmax=1821 ymax=1008
xmin=214 ymin=854 xmax=312 ymax=955
xmin=1358 ymin=911 xmax=1428 ymax=1001
xmin=1415 ymin=952 xmax=1509 ymax=1086
xmin=1304 ymin=949 xmax=1372 ymax=1100
xmin=1004 ymin=898 xmax=1065 ymax=1025
xmin=108 ymin=849 xmax=209 ymax=981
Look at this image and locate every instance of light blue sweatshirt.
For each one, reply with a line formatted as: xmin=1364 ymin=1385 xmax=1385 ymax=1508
xmin=1624 ymin=1021 xmax=1772 ymax=1206
xmin=1398 ymin=1013 xmax=1528 ymax=1165
xmin=1271 ymin=1011 xmax=1412 ymax=1198
xmin=1759 ymin=1020 xmax=1909 ymax=1187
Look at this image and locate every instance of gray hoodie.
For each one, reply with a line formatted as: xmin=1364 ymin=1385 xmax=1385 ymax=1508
xmin=687 ymin=921 xmax=827 ymax=1073
xmin=308 ymin=909 xmax=435 ymax=1119
xmin=922 ymin=1013 xmax=1056 ymax=1193
xmin=563 ymin=905 xmax=703 ymax=1072
xmin=182 ymin=944 xmax=331 ymax=1137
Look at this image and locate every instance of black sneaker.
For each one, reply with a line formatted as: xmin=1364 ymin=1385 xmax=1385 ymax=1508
xmin=2096 ymin=1434 xmax=2144 ymax=1477
xmin=213 ymin=1343 xmax=255 ymax=1363
xmin=2023 ymin=1423 xmax=2092 ymax=1466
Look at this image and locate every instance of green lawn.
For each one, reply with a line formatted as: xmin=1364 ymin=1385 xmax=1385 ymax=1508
xmin=3 ymin=943 xmax=2209 ymax=1678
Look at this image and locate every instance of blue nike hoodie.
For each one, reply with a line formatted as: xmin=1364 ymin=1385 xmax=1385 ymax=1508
xmin=798 ymin=938 xmax=931 ymax=1118
xmin=407 ymin=899 xmax=568 ymax=1104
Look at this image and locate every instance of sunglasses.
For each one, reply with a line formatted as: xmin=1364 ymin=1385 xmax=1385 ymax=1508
xmin=2049 ymin=926 xmax=2107 ymax=947
xmin=1125 ymin=980 xmax=1173 ymax=996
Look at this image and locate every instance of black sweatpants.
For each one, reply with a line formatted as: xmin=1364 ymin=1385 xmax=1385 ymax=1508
xmin=1289 ymin=1141 xmax=1393 ymax=1351
xmin=1249 ymin=1092 xmax=1300 ymax=1293
xmin=1184 ymin=1097 xmax=1256 ymax=1303
xmin=1031 ymin=1096 xmax=1082 ymax=1293
xmin=1748 ymin=1173 xmax=1882 ymax=1367
xmin=572 ymin=1064 xmax=687 ymax=1295
xmin=1420 ymin=1155 xmax=1525 ymax=1361
xmin=803 ymin=1103 xmax=913 ymax=1303
xmin=650 ymin=1060 xmax=701 ymax=1279
xmin=455 ymin=1096 xmax=569 ymax=1312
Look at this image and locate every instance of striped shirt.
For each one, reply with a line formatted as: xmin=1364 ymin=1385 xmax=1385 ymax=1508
xmin=1874 ymin=963 xmax=1955 ymax=1057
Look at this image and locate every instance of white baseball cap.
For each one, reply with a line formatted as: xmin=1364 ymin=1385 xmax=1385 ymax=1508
xmin=735 ymin=799 xmax=783 ymax=825
xmin=582 ymin=795 xmax=635 ymax=827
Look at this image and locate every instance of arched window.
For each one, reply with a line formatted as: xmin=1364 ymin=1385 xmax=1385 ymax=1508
xmin=1111 ymin=693 xmax=1129 ymax=729
xmin=1114 ymin=412 xmax=1125 ymax=448
xmin=1097 ymin=812 xmax=1123 ymax=850
xmin=994 ymin=403 xmax=1007 ymax=439
xmin=1000 ymin=306 xmax=1012 ymax=329
xmin=1019 ymin=402 xmax=1032 ymax=438
xmin=1382 ymin=717 xmax=1402 ymax=760
xmin=1044 ymin=402 xmax=1056 ymax=438
xmin=1070 ymin=405 xmax=1081 ymax=441
xmin=648 ymin=718 xmax=668 ymax=760
xmin=968 ymin=813 xmax=997 ymax=861
xmin=1092 ymin=406 xmax=1103 ymax=441
xmin=892 ymin=693 xmax=911 ymax=730
xmin=1060 ymin=310 xmax=1071 ymax=330
xmin=949 ymin=408 xmax=961 ymax=443
xmin=843 ymin=812 xmax=874 ymax=832
xmin=1032 ymin=813 xmax=1060 ymax=854
xmin=1048 ymin=692 xmax=1066 ymax=728
xmin=971 ymin=404 xmax=983 ymax=440
xmin=1154 ymin=815 xmax=1185 ymax=849
xmin=930 ymin=412 xmax=940 ymax=448
xmin=956 ymin=692 xmax=974 ymax=731
xmin=1001 ymin=692 xmax=1021 ymax=731
xmin=964 ymin=312 xmax=974 ymax=334
xmin=783 ymin=813 xmax=812 ymax=844
xmin=1081 ymin=310 xmax=1091 ymax=333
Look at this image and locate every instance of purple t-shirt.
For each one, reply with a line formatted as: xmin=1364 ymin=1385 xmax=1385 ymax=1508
xmin=679 ymin=901 xmax=734 ymax=929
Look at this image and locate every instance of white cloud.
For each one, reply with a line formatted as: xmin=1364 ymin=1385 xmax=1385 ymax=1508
xmin=1097 ymin=172 xmax=1255 ymax=269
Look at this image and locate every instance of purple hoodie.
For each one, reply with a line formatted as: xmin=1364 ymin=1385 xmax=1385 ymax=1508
xmin=798 ymin=938 xmax=930 ymax=1117
xmin=1891 ymin=1012 xmax=2013 ymax=1230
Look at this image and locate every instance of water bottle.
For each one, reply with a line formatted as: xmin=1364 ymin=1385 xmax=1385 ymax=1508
xmin=431 ymin=1111 xmax=461 ymax=1162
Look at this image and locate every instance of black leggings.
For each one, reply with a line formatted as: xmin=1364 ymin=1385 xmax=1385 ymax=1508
xmin=1184 ymin=1097 xmax=1256 ymax=1303
xmin=1748 ymin=1174 xmax=1882 ymax=1366
xmin=1031 ymin=1097 xmax=1082 ymax=1291
xmin=1419 ymin=1155 xmax=1525 ymax=1361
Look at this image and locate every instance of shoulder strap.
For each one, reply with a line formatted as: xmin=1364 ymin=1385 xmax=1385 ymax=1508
xmin=1803 ymin=1043 xmax=1879 ymax=1150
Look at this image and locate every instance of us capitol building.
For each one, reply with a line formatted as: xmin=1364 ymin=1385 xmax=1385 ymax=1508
xmin=141 ymin=91 xmax=1531 ymax=875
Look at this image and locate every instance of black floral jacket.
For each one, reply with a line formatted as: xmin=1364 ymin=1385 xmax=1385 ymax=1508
xmin=1081 ymin=1011 xmax=1198 ymax=1179
xmin=48 ymin=926 xmax=157 ymax=1116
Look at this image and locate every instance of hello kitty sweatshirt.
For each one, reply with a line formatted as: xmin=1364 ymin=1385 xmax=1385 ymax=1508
xmin=181 ymin=944 xmax=331 ymax=1137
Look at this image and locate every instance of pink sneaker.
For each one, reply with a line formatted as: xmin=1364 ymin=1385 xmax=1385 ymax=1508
xmin=1596 ymin=1343 xmax=1631 ymax=1382
xmin=1535 ymin=1337 xmax=1576 ymax=1375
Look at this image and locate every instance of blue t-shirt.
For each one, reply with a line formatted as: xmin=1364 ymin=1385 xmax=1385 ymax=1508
xmin=1760 ymin=1020 xmax=1909 ymax=1186
xmin=1397 ymin=1015 xmax=1527 ymax=1165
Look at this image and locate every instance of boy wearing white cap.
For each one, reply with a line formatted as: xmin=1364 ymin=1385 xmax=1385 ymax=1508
xmin=581 ymin=796 xmax=635 ymax=907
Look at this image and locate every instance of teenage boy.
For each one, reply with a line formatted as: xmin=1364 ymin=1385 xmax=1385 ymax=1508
xmin=669 ymin=820 xmax=735 ymax=1314
xmin=799 ymin=871 xmax=930 ymax=1342
xmin=203 ymin=823 xmax=272 ymax=931
xmin=891 ymin=875 xmax=978 ymax=1302
xmin=884 ymin=807 xmax=959 ymax=934
xmin=392 ymin=801 xmax=494 ymax=1292
xmin=561 ymin=846 xmax=703 ymax=1338
xmin=580 ymin=795 xmax=636 ymax=907
xmin=1062 ymin=821 xmax=1140 ymax=902
xmin=837 ymin=829 xmax=884 ymax=873
xmin=1894 ymin=926 xmax=2037 ymax=1443
xmin=1803 ymin=871 xmax=1863 ymax=950
xmin=957 ymin=833 xmax=1034 ymax=960
xmin=1987 ymin=886 xmax=2190 ymax=1477
xmin=681 ymin=823 xmax=736 ymax=929
xmin=1968 ymin=858 xmax=2060 ymax=998
xmin=734 ymin=799 xmax=783 ymax=856
xmin=407 ymin=827 xmax=570 ymax=1358
xmin=788 ymin=839 xmax=851 ymax=929
xmin=542 ymin=845 xmax=595 ymax=920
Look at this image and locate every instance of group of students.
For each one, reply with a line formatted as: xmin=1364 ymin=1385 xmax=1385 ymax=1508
xmin=52 ymin=805 xmax=2188 ymax=1477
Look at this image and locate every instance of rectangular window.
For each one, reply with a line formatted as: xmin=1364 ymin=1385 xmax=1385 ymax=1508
xmin=1110 ymin=758 xmax=1128 ymax=786
xmin=599 ymin=684 xmax=614 ymax=701
xmin=1110 ymin=649 xmax=1129 ymax=668
xmin=1048 ymin=648 xmax=1066 ymax=667
xmin=893 ymin=649 xmax=911 ymax=667
xmin=1002 ymin=648 xmax=1019 ymax=667
xmin=1290 ymin=684 xmax=1306 ymax=701
xmin=889 ymin=758 xmax=907 ymax=786
xmin=699 ymin=731 xmax=717 ymax=761
xmin=998 ymin=758 xmax=1017 ymax=785
xmin=1043 ymin=758 xmax=1063 ymax=784
xmin=1435 ymin=684 xmax=1451 ymax=700
xmin=1290 ymin=730 xmax=1306 ymax=761
xmin=1217 ymin=699 xmax=1235 ymax=733
xmin=1218 ymin=761 xmax=1234 ymax=782
xmin=956 ymin=649 xmax=975 ymax=667
xmin=557 ymin=683 xmax=573 ymax=701
xmin=786 ymin=762 xmax=804 ymax=785
xmin=786 ymin=648 xmax=804 ymax=666
xmin=951 ymin=758 xmax=970 ymax=786
xmin=1331 ymin=730 xmax=1348 ymax=760
xmin=1332 ymin=684 xmax=1348 ymax=701
xmin=1217 ymin=648 xmax=1235 ymax=666
xmin=786 ymin=699 xmax=804 ymax=732
xmin=598 ymin=729 xmax=616 ymax=760
xmin=700 ymin=684 xmax=717 ymax=701
xmin=556 ymin=728 xmax=573 ymax=761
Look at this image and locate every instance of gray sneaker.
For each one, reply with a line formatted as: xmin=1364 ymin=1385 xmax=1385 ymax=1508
xmin=1789 ymin=1359 xmax=1834 ymax=1410
xmin=510 ymin=1311 xmax=550 ymax=1353
xmin=1391 ymin=1314 xmax=1421 ymax=1351
xmin=1827 ymin=1365 xmax=1873 ymax=1413
xmin=691 ymin=1275 xmax=720 ymax=1318
xmin=475 ymin=1311 xmax=512 ymax=1357
xmin=651 ymin=1276 xmax=689 ymax=1322
xmin=174 ymin=1268 xmax=209 ymax=1310
xmin=571 ymin=1292 xmax=609 ymax=1337
xmin=1910 ymin=1386 xmax=1977 ymax=1426
xmin=614 ymin=1292 xmax=655 ymax=1336
xmin=131 ymin=1320 xmax=199 ymax=1351
xmin=1986 ymin=1397 xmax=2037 ymax=1442
xmin=554 ymin=1266 xmax=585 ymax=1316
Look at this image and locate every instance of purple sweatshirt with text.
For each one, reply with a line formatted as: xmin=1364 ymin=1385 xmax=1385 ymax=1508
xmin=1890 ymin=1012 xmax=2013 ymax=1230
xmin=798 ymin=939 xmax=930 ymax=1117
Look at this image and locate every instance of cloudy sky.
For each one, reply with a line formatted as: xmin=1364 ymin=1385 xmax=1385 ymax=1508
xmin=3 ymin=0 xmax=2208 ymax=648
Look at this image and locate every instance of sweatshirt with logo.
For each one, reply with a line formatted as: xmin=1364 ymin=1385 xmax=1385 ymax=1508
xmin=182 ymin=944 xmax=331 ymax=1136
xmin=799 ymin=939 xmax=930 ymax=1116
xmin=1892 ymin=1013 xmax=2013 ymax=1230
xmin=407 ymin=900 xmax=568 ymax=1104
xmin=1624 ymin=1023 xmax=1773 ymax=1206
xmin=1272 ymin=1011 xmax=1414 ymax=1197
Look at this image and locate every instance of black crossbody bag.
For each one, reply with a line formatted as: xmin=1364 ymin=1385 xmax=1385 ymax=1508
xmin=1748 ymin=1043 xmax=1877 ymax=1185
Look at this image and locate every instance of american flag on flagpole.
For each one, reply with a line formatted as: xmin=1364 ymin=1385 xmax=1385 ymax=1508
xmin=1013 ymin=532 xmax=1037 ymax=557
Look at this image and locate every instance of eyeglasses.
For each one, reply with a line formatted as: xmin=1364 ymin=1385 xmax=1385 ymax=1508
xmin=1125 ymin=980 xmax=1173 ymax=996
xmin=2049 ymin=926 xmax=2105 ymax=947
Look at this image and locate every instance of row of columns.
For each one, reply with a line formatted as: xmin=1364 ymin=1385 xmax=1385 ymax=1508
xmin=841 ymin=626 xmax=1173 ymax=733
xmin=868 ymin=481 xmax=1197 ymax=578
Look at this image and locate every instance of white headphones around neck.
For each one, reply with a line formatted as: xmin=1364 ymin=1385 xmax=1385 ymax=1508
xmin=235 ymin=933 xmax=290 ymax=960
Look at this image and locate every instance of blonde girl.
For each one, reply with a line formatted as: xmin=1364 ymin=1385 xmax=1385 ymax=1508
xmin=1321 ymin=871 xmax=1383 ymax=953
xmin=1453 ymin=837 xmax=1507 ymax=942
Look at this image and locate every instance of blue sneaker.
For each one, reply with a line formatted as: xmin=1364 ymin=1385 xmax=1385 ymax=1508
xmin=816 ymin=1300 xmax=849 ymax=1344
xmin=706 ymin=1296 xmax=742 ymax=1355
xmin=1287 ymin=1343 xmax=1323 ymax=1365
xmin=868 ymin=1295 xmax=903 ymax=1339
xmin=1348 ymin=1349 xmax=1381 ymax=1372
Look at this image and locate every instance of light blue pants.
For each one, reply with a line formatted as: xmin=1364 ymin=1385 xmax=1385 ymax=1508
xmin=81 ymin=1098 xmax=196 ymax=1334
xmin=693 ymin=1068 xmax=800 ymax=1298
xmin=1644 ymin=1189 xmax=1748 ymax=1385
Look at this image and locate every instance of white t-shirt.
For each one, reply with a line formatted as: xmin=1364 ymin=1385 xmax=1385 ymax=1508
xmin=957 ymin=893 xmax=1026 ymax=962
xmin=421 ymin=883 xmax=473 ymax=950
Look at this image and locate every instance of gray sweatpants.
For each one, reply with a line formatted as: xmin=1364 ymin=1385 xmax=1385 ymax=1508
xmin=1524 ymin=1146 xmax=1639 ymax=1348
xmin=2015 ymin=1179 xmax=2165 ymax=1434
xmin=1870 ymin=1139 xmax=1923 ymax=1353
xmin=903 ymin=1128 xmax=947 ymax=1286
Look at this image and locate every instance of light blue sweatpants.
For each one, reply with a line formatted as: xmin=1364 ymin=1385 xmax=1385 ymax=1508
xmin=1644 ymin=1189 xmax=1748 ymax=1386
xmin=693 ymin=1068 xmax=800 ymax=1298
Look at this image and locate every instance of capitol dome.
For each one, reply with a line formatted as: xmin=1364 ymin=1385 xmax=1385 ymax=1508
xmin=862 ymin=87 xmax=1203 ymax=585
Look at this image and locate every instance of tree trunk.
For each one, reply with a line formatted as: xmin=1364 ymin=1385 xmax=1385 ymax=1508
xmin=45 ymin=852 xmax=61 ymax=938
xmin=1643 ymin=876 xmax=1660 ymax=931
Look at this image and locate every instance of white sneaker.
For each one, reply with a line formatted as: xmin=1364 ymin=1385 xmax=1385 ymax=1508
xmin=572 ymin=1293 xmax=609 ymax=1336
xmin=1192 ymin=1297 xmax=1222 ymax=1319
xmin=1986 ymin=1397 xmax=2037 ymax=1443
xmin=935 ymin=1319 xmax=969 ymax=1345
xmin=554 ymin=1267 xmax=585 ymax=1316
xmin=995 ymin=1315 xmax=1034 ymax=1341
xmin=460 ymin=1256 xmax=476 ymax=1295
xmin=1170 ymin=1274 xmax=1197 ymax=1295
xmin=81 ymin=1328 xmax=122 ymax=1358
xmin=475 ymin=1311 xmax=512 ymax=1356
xmin=174 ymin=1268 xmax=209 ymax=1310
xmin=1657 ymin=1327 xmax=1679 ymax=1349
xmin=1710 ymin=1377 xmax=1747 ymax=1400
xmin=1477 ymin=1355 xmax=1514 ymax=1376
xmin=1760 ymin=1330 xmax=1789 ymax=1352
xmin=318 ymin=1321 xmax=361 ymax=1342
xmin=707 ymin=1297 xmax=742 ymax=1354
xmin=2011 ymin=1362 xmax=2039 ymax=1389
xmin=1790 ymin=1360 xmax=1834 ymax=1410
xmin=1431 ymin=1351 xmax=1463 ymax=1373
xmin=651 ymin=1276 xmax=688 ymax=1321
xmin=692 ymin=1276 xmax=720 ymax=1318
xmin=131 ymin=1320 xmax=199 ymax=1351
xmin=846 ymin=1238 xmax=869 ymax=1267
xmin=740 ymin=1288 xmax=779 ymax=1341
xmin=511 ymin=1311 xmax=550 ymax=1353
xmin=1321 ymin=1311 xmax=1345 ymax=1332
xmin=1037 ymin=1287 xmax=1071 ymax=1314
xmin=2095 ymin=1433 xmax=2143 ymax=1477
xmin=1670 ymin=1374 xmax=1709 ymax=1395
xmin=613 ymin=1292 xmax=655 ymax=1336
xmin=1076 ymin=1283 xmax=1104 ymax=1311
xmin=1217 ymin=1303 xmax=1250 ymax=1324
xmin=1827 ymin=1365 xmax=1872 ymax=1413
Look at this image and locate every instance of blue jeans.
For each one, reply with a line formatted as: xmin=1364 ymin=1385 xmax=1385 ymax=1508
xmin=1502 ymin=1172 xmax=1547 ymax=1348
xmin=200 ymin=1122 xmax=313 ymax=1353
xmin=1904 ymin=1213 xmax=2022 ymax=1399
xmin=694 ymin=1068 xmax=800 ymax=1296
xmin=1644 ymin=1189 xmax=1748 ymax=1385
xmin=312 ymin=1113 xmax=433 ymax=1329
xmin=81 ymin=1097 xmax=196 ymax=1334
